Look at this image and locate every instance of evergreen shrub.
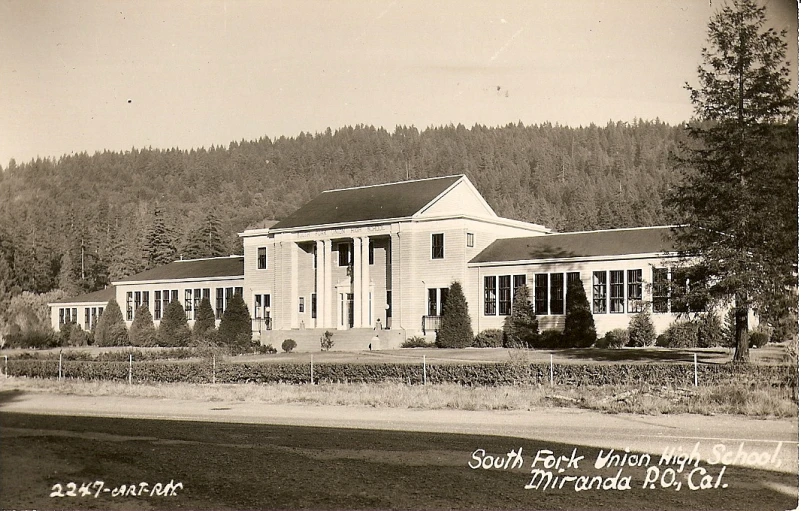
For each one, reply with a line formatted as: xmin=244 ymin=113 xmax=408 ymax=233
xmin=435 ymin=282 xmax=474 ymax=348
xmin=562 ymin=279 xmax=596 ymax=348
xmin=282 ymin=339 xmax=297 ymax=353
xmin=401 ymin=336 xmax=434 ymax=348
xmin=94 ymin=299 xmax=129 ymax=347
xmin=129 ymin=305 xmax=158 ymax=347
xmin=473 ymin=329 xmax=504 ymax=348
xmin=596 ymin=329 xmax=628 ymax=349
xmin=502 ymin=285 xmax=538 ymax=348
xmin=628 ymin=308 xmax=656 ymax=347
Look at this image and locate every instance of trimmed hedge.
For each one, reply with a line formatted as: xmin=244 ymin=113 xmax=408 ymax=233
xmin=5 ymin=359 xmax=796 ymax=388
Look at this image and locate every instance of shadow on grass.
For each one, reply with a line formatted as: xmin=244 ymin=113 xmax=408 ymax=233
xmin=0 ymin=412 xmax=797 ymax=511
xmin=0 ymin=389 xmax=26 ymax=407
xmin=554 ymin=347 xmax=731 ymax=364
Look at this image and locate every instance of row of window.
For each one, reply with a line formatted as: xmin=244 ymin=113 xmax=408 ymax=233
xmin=591 ymin=270 xmax=644 ymax=314
xmin=57 ymin=306 xmax=106 ymax=331
xmin=484 ymin=274 xmax=527 ymax=316
xmin=126 ymin=287 xmax=243 ymax=322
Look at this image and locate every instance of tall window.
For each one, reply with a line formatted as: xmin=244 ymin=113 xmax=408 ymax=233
xmin=368 ymin=241 xmax=375 ymax=265
xmin=162 ymin=289 xmax=170 ymax=315
xmin=652 ymin=268 xmax=669 ymax=313
xmin=235 ymin=287 xmax=243 ymax=297
xmin=193 ymin=289 xmax=201 ymax=319
xmin=431 ymin=233 xmax=444 ymax=259
xmin=338 ymin=243 xmax=351 ymax=266
xmin=466 ymin=233 xmax=474 ymax=247
xmin=610 ymin=271 xmax=624 ymax=313
xmin=299 ymin=296 xmax=305 ymax=313
xmin=257 ymin=247 xmax=267 ymax=269
xmin=85 ymin=309 xmax=91 ymax=330
xmin=592 ymin=271 xmax=607 ymax=314
xmin=134 ymin=291 xmax=142 ymax=310
xmin=216 ymin=288 xmax=224 ymax=319
xmin=203 ymin=288 xmax=210 ymax=301
xmin=550 ymin=273 xmax=565 ymax=315
xmin=484 ymin=276 xmax=497 ymax=315
xmin=143 ymin=291 xmax=149 ymax=308
xmin=627 ymin=269 xmax=643 ymax=313
xmin=126 ymin=292 xmax=134 ymax=321
xmin=513 ymin=274 xmax=526 ymax=292
xmin=499 ymin=276 xmax=512 ymax=315
xmin=185 ymin=289 xmax=193 ymax=319
xmin=311 ymin=293 xmax=317 ymax=319
xmin=171 ymin=290 xmax=178 ymax=303
xmin=154 ymin=290 xmax=162 ymax=320
xmin=428 ymin=288 xmax=438 ymax=316
xmin=439 ymin=287 xmax=449 ymax=314
xmin=534 ymin=274 xmax=548 ymax=315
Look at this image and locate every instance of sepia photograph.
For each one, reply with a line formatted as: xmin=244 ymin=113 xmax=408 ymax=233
xmin=0 ymin=1 xmax=798 ymax=510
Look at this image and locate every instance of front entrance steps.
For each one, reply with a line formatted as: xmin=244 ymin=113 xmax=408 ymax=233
xmin=258 ymin=328 xmax=406 ymax=352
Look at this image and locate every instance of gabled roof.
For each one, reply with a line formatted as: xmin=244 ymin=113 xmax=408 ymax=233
xmin=470 ymin=226 xmax=677 ymax=264
xmin=270 ymin=175 xmax=463 ymax=230
xmin=52 ymin=286 xmax=116 ymax=305
xmin=113 ymin=256 xmax=244 ymax=284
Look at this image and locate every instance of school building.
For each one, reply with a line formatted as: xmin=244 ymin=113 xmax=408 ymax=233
xmin=51 ymin=175 xmax=690 ymax=350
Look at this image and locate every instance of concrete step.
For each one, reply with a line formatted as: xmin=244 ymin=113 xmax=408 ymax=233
xmin=258 ymin=328 xmax=407 ymax=353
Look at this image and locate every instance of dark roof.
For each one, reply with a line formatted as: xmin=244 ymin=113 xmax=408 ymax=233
xmin=115 ymin=256 xmax=244 ymax=283
xmin=52 ymin=286 xmax=116 ymax=305
xmin=470 ymin=226 xmax=677 ymax=264
xmin=271 ymin=175 xmax=463 ymax=229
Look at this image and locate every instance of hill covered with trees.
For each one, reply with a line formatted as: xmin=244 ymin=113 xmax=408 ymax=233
xmin=0 ymin=120 xmax=684 ymax=306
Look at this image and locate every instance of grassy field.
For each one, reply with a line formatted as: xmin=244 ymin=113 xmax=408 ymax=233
xmin=1 ymin=412 xmax=797 ymax=510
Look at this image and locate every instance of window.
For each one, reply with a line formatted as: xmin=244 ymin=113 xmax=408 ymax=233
xmin=431 ymin=233 xmax=444 ymax=259
xmin=609 ymin=271 xmax=624 ymax=313
xmin=386 ymin=290 xmax=392 ymax=318
xmin=627 ymin=270 xmax=643 ymax=313
xmin=134 ymin=291 xmax=142 ymax=311
xmin=484 ymin=276 xmax=497 ymax=315
xmin=257 ymin=247 xmax=267 ymax=269
xmin=466 ymin=233 xmax=474 ymax=247
xmin=513 ymin=274 xmax=526 ymax=293
xmin=235 ymin=287 xmax=243 ymax=297
xmin=425 ymin=288 xmax=449 ymax=316
xmin=299 ymin=296 xmax=305 ymax=313
xmin=439 ymin=287 xmax=449 ymax=314
xmin=499 ymin=276 xmax=512 ymax=315
xmin=203 ymin=288 xmax=210 ymax=301
xmin=162 ymin=289 xmax=170 ymax=316
xmin=85 ymin=308 xmax=91 ymax=330
xmin=72 ymin=308 xmax=77 ymax=322
xmin=652 ymin=268 xmax=669 ymax=313
xmin=593 ymin=271 xmax=607 ymax=314
xmin=428 ymin=288 xmax=438 ymax=316
xmin=534 ymin=274 xmax=548 ymax=315
xmin=550 ymin=273 xmax=565 ymax=315
xmin=311 ymin=293 xmax=317 ymax=319
xmin=126 ymin=292 xmax=134 ymax=321
xmin=185 ymin=289 xmax=193 ymax=319
xmin=216 ymin=288 xmax=224 ymax=318
xmin=154 ymin=291 xmax=162 ymax=320
xmin=338 ymin=243 xmax=351 ymax=267
xmin=143 ymin=291 xmax=149 ymax=309
xmin=171 ymin=290 xmax=178 ymax=303
xmin=59 ymin=308 xmax=65 ymax=325
xmin=194 ymin=288 xmax=201 ymax=319
xmin=368 ymin=241 xmax=375 ymax=265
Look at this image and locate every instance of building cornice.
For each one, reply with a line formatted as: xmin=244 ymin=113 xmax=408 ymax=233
xmin=468 ymin=252 xmax=679 ymax=268
xmin=111 ymin=275 xmax=244 ymax=286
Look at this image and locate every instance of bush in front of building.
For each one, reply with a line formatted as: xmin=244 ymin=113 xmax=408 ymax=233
xmin=749 ymin=330 xmax=770 ymax=349
xmin=320 ymin=330 xmax=335 ymax=351
xmin=562 ymin=279 xmax=596 ymax=348
xmin=192 ymin=298 xmax=217 ymax=341
xmin=435 ymin=281 xmax=474 ymax=348
xmin=536 ymin=329 xmax=563 ymax=349
xmin=656 ymin=321 xmax=698 ymax=348
xmin=473 ymin=329 xmax=504 ymax=348
xmin=158 ymin=301 xmax=191 ymax=347
xmin=129 ymin=305 xmax=158 ymax=347
xmin=502 ymin=285 xmax=539 ymax=348
xmin=3 ymin=324 xmax=58 ymax=349
xmin=628 ymin=308 xmax=656 ymax=347
xmin=696 ymin=313 xmax=725 ymax=348
xmin=218 ymin=294 xmax=252 ymax=354
xmin=65 ymin=323 xmax=91 ymax=347
xmin=401 ymin=336 xmax=435 ymax=348
xmin=282 ymin=339 xmax=297 ymax=353
xmin=94 ymin=298 xmax=129 ymax=347
xmin=595 ymin=329 xmax=628 ymax=349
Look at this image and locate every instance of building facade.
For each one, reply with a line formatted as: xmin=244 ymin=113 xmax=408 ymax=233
xmin=52 ymin=175 xmax=694 ymax=350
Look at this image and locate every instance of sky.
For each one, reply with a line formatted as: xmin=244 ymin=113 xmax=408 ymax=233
xmin=0 ymin=0 xmax=797 ymax=167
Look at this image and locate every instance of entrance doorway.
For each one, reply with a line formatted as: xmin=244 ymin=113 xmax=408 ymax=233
xmin=339 ymin=293 xmax=354 ymax=329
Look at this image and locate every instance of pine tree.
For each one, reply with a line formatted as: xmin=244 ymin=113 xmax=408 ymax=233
xmin=218 ymin=294 xmax=252 ymax=353
xmin=667 ymin=0 xmax=798 ymax=362
xmin=129 ymin=305 xmax=158 ymax=346
xmin=192 ymin=297 xmax=217 ymax=341
xmin=108 ymin=225 xmax=142 ymax=281
xmin=57 ymin=249 xmax=81 ymax=297
xmin=182 ymin=211 xmax=228 ymax=259
xmin=435 ymin=281 xmax=474 ymax=348
xmin=158 ymin=300 xmax=191 ymax=347
xmin=563 ymin=279 xmax=596 ymax=348
xmin=502 ymin=285 xmax=538 ymax=348
xmin=94 ymin=298 xmax=129 ymax=346
xmin=145 ymin=206 xmax=177 ymax=269
xmin=627 ymin=307 xmax=656 ymax=347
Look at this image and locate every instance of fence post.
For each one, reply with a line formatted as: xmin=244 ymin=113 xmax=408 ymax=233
xmin=423 ymin=355 xmax=427 ymax=386
xmin=693 ymin=353 xmax=698 ymax=387
xmin=310 ymin=354 xmax=314 ymax=385
xmin=128 ymin=354 xmax=132 ymax=385
xmin=58 ymin=352 xmax=62 ymax=381
xmin=549 ymin=354 xmax=554 ymax=386
xmin=4 ymin=355 xmax=7 ymax=378
xmin=212 ymin=354 xmax=216 ymax=385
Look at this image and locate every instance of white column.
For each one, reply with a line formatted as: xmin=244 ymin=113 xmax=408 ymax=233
xmin=289 ymin=241 xmax=298 ymax=328
xmin=361 ymin=236 xmax=370 ymax=328
xmin=315 ymin=240 xmax=324 ymax=328
xmin=352 ymin=237 xmax=362 ymax=327
xmin=323 ymin=239 xmax=333 ymax=328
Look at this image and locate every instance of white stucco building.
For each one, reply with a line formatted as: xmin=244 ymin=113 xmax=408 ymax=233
xmin=51 ymin=175 xmax=695 ymax=350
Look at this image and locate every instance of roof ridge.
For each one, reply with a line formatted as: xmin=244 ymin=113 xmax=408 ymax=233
xmin=175 ymin=255 xmax=243 ymax=262
xmin=321 ymin=174 xmax=463 ymax=193
xmin=549 ymin=225 xmax=676 ymax=236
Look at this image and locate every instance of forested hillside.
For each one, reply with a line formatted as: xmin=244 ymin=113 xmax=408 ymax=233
xmin=0 ymin=120 xmax=684 ymax=305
